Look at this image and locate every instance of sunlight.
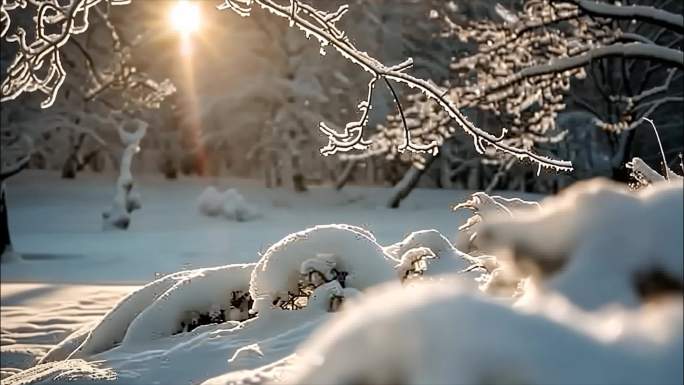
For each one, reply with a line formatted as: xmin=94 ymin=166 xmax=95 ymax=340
xmin=169 ymin=0 xmax=201 ymax=36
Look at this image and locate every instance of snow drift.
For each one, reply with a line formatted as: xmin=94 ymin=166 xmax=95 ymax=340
xmin=5 ymin=179 xmax=682 ymax=385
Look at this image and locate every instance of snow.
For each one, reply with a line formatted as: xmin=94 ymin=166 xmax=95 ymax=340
xmin=477 ymin=179 xmax=683 ymax=309
xmin=249 ymin=224 xmax=396 ymax=314
xmin=198 ymin=186 xmax=260 ymax=221
xmin=2 ymin=170 xmax=473 ymax=382
xmin=3 ymin=170 xmax=468 ymax=284
xmin=1 ymin=283 xmax=137 ymax=379
xmin=288 ymin=279 xmax=683 ymax=385
xmin=385 ymin=229 xmax=476 ymax=278
xmin=2 ymin=171 xmax=682 ymax=385
xmin=102 ymin=120 xmax=147 ymax=231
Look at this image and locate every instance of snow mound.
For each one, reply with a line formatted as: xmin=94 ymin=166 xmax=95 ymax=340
xmin=198 ymin=186 xmax=260 ymax=222
xmin=42 ymin=270 xmax=198 ymax=362
xmin=40 ymin=264 xmax=255 ymax=362
xmin=249 ymin=225 xmax=396 ymax=315
xmin=121 ymin=264 xmax=255 ymax=344
xmin=478 ymin=179 xmax=683 ymax=309
xmin=288 ymin=279 xmax=683 ymax=385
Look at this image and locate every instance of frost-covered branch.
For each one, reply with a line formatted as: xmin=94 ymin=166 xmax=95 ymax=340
xmin=1 ymin=0 xmax=174 ymax=111
xmin=218 ymin=0 xmax=573 ymax=172
xmin=487 ymin=43 xmax=683 ymax=95
xmin=0 ymin=0 xmax=132 ymax=108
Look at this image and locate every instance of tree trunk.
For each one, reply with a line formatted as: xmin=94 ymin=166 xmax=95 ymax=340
xmin=334 ymin=160 xmax=357 ymax=191
xmin=386 ymin=156 xmax=434 ymax=209
xmin=1 ymin=183 xmax=11 ymax=256
xmin=292 ymin=154 xmax=307 ymax=193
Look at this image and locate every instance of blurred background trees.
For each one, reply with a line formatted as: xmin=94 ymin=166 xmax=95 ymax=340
xmin=2 ymin=0 xmax=682 ymax=203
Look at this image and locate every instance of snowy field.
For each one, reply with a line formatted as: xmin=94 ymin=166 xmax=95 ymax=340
xmin=0 ymin=170 xmax=482 ymax=381
xmin=1 ymin=171 xmax=681 ymax=385
xmin=2 ymin=170 xmax=476 ymax=283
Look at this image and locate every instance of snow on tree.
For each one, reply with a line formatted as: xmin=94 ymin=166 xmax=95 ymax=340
xmin=101 ymin=117 xmax=146 ymax=230
xmin=3 ymin=0 xmax=570 ymax=183
xmin=1 ymin=0 xmax=173 ymax=177
xmin=452 ymin=191 xmax=541 ymax=254
xmin=1 ymin=0 xmax=174 ymax=238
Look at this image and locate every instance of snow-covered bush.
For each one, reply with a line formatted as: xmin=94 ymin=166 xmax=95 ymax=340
xmin=384 ymin=230 xmax=477 ymax=281
xmin=453 ymin=192 xmax=541 ymax=255
xmin=120 ymin=264 xmax=255 ymax=345
xmin=249 ymin=225 xmax=398 ymax=315
xmin=39 ymin=264 xmax=255 ymax=362
xmin=627 ymin=157 xmax=683 ymax=190
xmin=476 ymin=179 xmax=683 ymax=309
xmin=197 ymin=186 xmax=260 ymax=222
xmin=288 ymin=279 xmax=683 ymax=385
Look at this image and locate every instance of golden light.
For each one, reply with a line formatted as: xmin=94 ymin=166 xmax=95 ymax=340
xmin=169 ymin=0 xmax=201 ymax=36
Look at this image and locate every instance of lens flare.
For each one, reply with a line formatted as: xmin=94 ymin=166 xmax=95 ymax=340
xmin=169 ymin=1 xmax=201 ymax=36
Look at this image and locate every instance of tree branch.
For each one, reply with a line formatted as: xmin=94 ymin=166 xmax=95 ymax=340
xmin=566 ymin=0 xmax=684 ymax=34
xmin=487 ymin=43 xmax=684 ymax=94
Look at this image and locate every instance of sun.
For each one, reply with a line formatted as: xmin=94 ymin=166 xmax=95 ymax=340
xmin=169 ymin=0 xmax=201 ymax=36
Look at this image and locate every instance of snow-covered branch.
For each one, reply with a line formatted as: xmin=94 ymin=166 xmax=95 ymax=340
xmin=1 ymin=0 xmax=173 ymax=111
xmin=0 ymin=0 xmax=132 ymax=108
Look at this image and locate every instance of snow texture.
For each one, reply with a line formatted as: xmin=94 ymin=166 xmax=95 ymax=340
xmin=289 ymin=279 xmax=683 ymax=385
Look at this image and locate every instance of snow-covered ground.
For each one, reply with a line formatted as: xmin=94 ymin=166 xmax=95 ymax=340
xmin=0 ymin=170 xmax=485 ymax=381
xmin=2 ymin=170 xmax=480 ymax=283
xmin=2 ymin=171 xmax=681 ymax=385
xmin=1 ymin=283 xmax=137 ymax=379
